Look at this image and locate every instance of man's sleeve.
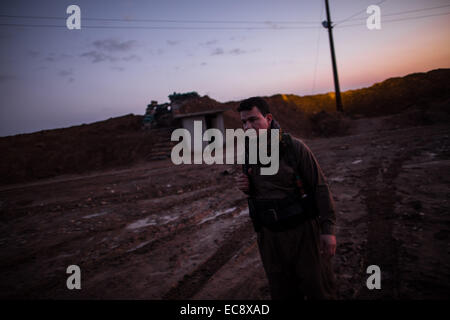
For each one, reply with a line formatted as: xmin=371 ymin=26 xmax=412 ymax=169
xmin=293 ymin=138 xmax=336 ymax=235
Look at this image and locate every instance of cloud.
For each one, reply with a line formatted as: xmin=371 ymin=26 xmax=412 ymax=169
xmin=57 ymin=69 xmax=75 ymax=83
xmin=111 ymin=66 xmax=125 ymax=72
xmin=93 ymin=39 xmax=137 ymax=52
xmin=211 ymin=47 xmax=248 ymax=56
xmin=122 ymin=54 xmax=141 ymax=62
xmin=44 ymin=53 xmax=72 ymax=62
xmin=146 ymin=48 xmax=166 ymax=56
xmin=167 ymin=40 xmax=180 ymax=46
xmin=200 ymin=62 xmax=207 ymax=66
xmin=264 ymin=22 xmax=281 ymax=29
xmin=81 ymin=38 xmax=141 ymax=64
xmin=229 ymin=48 xmax=246 ymax=55
xmin=200 ymin=39 xmax=218 ymax=46
xmin=80 ymin=51 xmax=117 ymax=63
xmin=57 ymin=69 xmax=73 ymax=77
xmin=229 ymin=36 xmax=246 ymax=41
xmin=211 ymin=47 xmax=224 ymax=56
xmin=33 ymin=66 xmax=48 ymax=71
xmin=80 ymin=51 xmax=141 ymax=63
xmin=26 ymin=50 xmax=40 ymax=58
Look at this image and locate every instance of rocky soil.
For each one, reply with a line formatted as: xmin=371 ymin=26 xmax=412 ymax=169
xmin=0 ymin=115 xmax=449 ymax=299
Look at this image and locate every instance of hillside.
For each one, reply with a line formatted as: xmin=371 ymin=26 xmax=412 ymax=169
xmin=223 ymin=68 xmax=450 ymax=136
xmin=1 ymin=68 xmax=449 ymax=185
xmin=0 ymin=115 xmax=154 ymax=185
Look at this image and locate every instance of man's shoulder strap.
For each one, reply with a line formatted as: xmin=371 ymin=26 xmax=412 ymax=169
xmin=281 ymin=132 xmax=309 ymax=191
xmin=281 ymin=132 xmax=298 ymax=170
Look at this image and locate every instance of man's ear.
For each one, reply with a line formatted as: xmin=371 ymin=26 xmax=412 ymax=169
xmin=266 ymin=113 xmax=273 ymax=126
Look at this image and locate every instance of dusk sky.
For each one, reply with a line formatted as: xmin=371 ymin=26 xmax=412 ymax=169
xmin=0 ymin=0 xmax=449 ymax=136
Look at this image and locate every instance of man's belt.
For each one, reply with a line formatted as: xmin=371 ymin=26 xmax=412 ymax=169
xmin=248 ymin=194 xmax=314 ymax=230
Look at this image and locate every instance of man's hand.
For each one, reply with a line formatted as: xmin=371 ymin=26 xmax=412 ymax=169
xmin=320 ymin=234 xmax=336 ymax=258
xmin=235 ymin=169 xmax=252 ymax=195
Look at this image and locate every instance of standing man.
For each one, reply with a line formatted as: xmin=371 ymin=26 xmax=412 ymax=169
xmin=235 ymin=97 xmax=337 ymax=300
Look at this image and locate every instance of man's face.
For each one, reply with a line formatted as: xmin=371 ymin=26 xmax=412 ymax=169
xmin=240 ymin=106 xmax=272 ymax=133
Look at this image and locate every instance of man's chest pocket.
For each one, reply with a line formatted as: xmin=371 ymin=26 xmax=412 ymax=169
xmin=254 ymin=158 xmax=296 ymax=189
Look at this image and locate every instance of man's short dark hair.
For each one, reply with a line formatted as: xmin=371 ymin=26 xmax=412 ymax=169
xmin=237 ymin=97 xmax=270 ymax=116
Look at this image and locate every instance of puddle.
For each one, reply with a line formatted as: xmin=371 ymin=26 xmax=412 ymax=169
xmin=126 ymin=214 xmax=179 ymax=230
xmin=127 ymin=240 xmax=151 ymax=253
xmin=237 ymin=208 xmax=249 ymax=217
xmin=82 ymin=211 xmax=108 ymax=219
xmin=198 ymin=207 xmax=236 ymax=225
xmin=330 ymin=176 xmax=345 ymax=182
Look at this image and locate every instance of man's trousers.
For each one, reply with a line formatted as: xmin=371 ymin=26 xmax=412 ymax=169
xmin=256 ymin=216 xmax=337 ymax=300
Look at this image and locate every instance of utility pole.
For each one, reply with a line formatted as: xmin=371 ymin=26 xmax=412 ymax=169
xmin=323 ymin=0 xmax=344 ymax=112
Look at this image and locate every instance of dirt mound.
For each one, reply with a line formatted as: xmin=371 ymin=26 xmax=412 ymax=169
xmin=224 ymin=68 xmax=450 ymax=137
xmin=2 ymin=69 xmax=449 ymax=186
xmin=0 ymin=114 xmax=157 ymax=185
xmin=222 ymin=97 xmax=313 ymax=138
xmin=343 ymin=68 xmax=450 ymax=116
xmin=310 ymin=110 xmax=352 ymax=137
xmin=172 ymin=95 xmax=229 ymax=116
xmin=266 ymin=68 xmax=450 ymax=118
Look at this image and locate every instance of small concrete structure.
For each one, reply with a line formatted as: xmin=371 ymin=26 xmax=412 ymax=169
xmin=173 ymin=109 xmax=226 ymax=153
xmin=169 ymin=95 xmax=228 ymax=154
xmin=143 ymin=94 xmax=229 ymax=154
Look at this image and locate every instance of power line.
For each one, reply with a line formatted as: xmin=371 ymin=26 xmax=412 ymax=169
xmin=340 ymin=3 xmax=450 ymax=23
xmin=0 ymin=23 xmax=320 ymax=30
xmin=335 ymin=0 xmax=387 ymax=26
xmin=0 ymin=14 xmax=319 ymax=25
xmin=1 ymin=6 xmax=449 ymax=30
xmin=311 ymin=1 xmax=325 ymax=94
xmin=337 ymin=11 xmax=450 ymax=28
xmin=1 ymin=3 xmax=449 ymax=26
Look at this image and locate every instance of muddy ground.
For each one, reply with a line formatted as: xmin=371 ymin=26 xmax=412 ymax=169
xmin=0 ymin=116 xmax=449 ymax=299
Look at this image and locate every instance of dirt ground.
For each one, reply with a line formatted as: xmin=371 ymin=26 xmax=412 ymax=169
xmin=0 ymin=116 xmax=449 ymax=299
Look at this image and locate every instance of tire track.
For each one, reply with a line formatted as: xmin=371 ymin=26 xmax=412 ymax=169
xmin=162 ymin=221 xmax=254 ymax=299
xmin=358 ymin=150 xmax=412 ymax=299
